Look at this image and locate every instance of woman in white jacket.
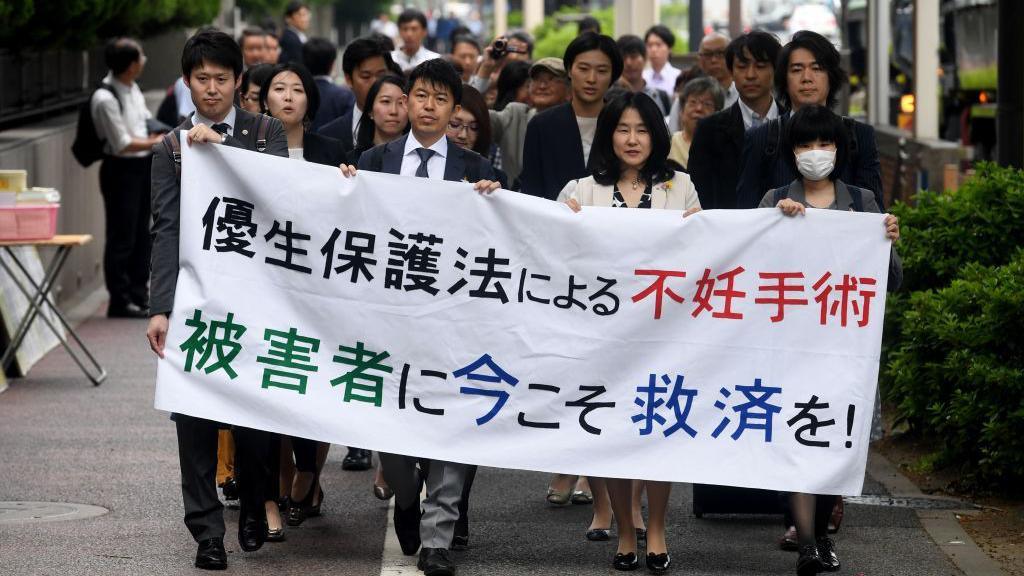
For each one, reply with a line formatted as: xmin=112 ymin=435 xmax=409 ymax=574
xmin=558 ymin=91 xmax=700 ymax=573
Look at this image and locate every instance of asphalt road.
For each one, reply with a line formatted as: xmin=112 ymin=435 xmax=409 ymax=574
xmin=0 ymin=313 xmax=962 ymax=576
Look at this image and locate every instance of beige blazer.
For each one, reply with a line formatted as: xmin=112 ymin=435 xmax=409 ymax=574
xmin=556 ymin=171 xmax=702 ymax=210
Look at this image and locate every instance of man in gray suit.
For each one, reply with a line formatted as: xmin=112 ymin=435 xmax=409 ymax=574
xmin=145 ymin=29 xmax=288 ymax=571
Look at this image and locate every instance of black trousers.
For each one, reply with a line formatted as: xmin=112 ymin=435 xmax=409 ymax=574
xmin=175 ymin=415 xmax=271 ymax=542
xmin=99 ymin=155 xmax=152 ymax=308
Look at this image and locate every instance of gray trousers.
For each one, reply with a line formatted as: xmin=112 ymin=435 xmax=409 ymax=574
xmin=379 ymin=453 xmax=469 ymax=549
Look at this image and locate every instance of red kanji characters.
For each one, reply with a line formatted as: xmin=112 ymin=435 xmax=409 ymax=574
xmin=812 ymin=272 xmax=878 ymax=327
xmin=632 ymin=269 xmax=686 ymax=319
xmin=690 ymin=266 xmax=746 ymax=319
xmin=755 ymin=272 xmax=809 ymax=322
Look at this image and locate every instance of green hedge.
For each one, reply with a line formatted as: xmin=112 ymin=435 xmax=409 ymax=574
xmin=0 ymin=0 xmax=221 ymax=49
xmin=883 ymin=163 xmax=1024 ymax=490
xmin=531 ymin=7 xmax=614 ymax=60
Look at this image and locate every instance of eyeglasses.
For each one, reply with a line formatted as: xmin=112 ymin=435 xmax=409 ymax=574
xmin=448 ymin=120 xmax=479 ymax=133
xmin=684 ymin=97 xmax=716 ymax=110
xmin=698 ymin=49 xmax=726 ymax=60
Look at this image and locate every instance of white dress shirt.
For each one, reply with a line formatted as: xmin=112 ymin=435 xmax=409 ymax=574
xmin=643 ymin=62 xmax=681 ymax=95
xmin=737 ymin=98 xmax=779 ymax=131
xmin=724 ymin=81 xmax=739 ymax=108
xmin=90 ymin=72 xmax=152 ymax=158
xmin=391 ymin=45 xmax=441 ymax=72
xmin=191 ymin=107 xmax=238 ymax=137
xmin=351 ymin=105 xmax=363 ymax=142
xmin=400 ymin=133 xmax=448 ymax=179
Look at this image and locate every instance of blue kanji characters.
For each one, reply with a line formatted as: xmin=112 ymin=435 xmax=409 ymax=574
xmin=631 ymin=374 xmax=700 ymax=437
xmin=453 ymin=354 xmax=519 ymax=425
xmin=712 ymin=378 xmax=783 ymax=441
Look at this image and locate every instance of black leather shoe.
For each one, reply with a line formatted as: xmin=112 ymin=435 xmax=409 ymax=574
xmin=586 ymin=528 xmax=610 ymax=541
xmin=614 ymin=552 xmax=640 ymax=571
xmin=451 ymin=535 xmax=469 ymax=550
xmin=394 ymin=503 xmax=422 ymax=556
xmin=646 ymin=552 xmax=671 ymax=573
xmin=342 ymin=448 xmax=372 ymax=471
xmin=107 ymin=302 xmax=149 ymax=318
xmin=195 ymin=537 xmax=227 ymax=570
xmin=238 ymin=503 xmax=267 ymax=552
xmin=816 ymin=537 xmax=840 ymax=571
xmin=797 ymin=544 xmax=823 ymax=576
xmin=418 ymin=548 xmax=455 ymax=576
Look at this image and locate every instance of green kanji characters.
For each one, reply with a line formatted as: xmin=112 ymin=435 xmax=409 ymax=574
xmin=179 ymin=309 xmax=247 ymax=379
xmin=331 ymin=341 xmax=393 ymax=407
xmin=256 ymin=327 xmax=320 ymax=394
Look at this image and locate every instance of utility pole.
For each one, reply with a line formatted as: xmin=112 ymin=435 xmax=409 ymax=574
xmin=998 ymin=0 xmax=1024 ymax=168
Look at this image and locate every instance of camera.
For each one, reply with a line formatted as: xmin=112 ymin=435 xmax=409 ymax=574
xmin=491 ymin=39 xmax=507 ymax=60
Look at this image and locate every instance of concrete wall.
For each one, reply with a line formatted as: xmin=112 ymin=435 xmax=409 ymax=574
xmin=875 ymin=125 xmax=963 ymax=206
xmin=0 ymin=93 xmax=163 ymax=308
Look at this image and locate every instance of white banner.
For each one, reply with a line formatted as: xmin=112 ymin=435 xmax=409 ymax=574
xmin=155 ymin=142 xmax=892 ymax=495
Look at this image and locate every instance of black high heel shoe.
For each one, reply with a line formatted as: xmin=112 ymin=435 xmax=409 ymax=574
xmin=613 ymin=552 xmax=640 ymax=571
xmin=646 ymin=552 xmax=671 ymax=573
xmin=287 ymin=478 xmax=324 ymax=526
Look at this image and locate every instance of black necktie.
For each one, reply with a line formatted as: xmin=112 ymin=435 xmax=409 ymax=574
xmin=415 ymin=148 xmax=435 ymax=178
xmin=211 ymin=123 xmax=230 ymax=136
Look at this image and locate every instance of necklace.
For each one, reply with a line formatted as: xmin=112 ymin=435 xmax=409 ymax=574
xmin=631 ymin=174 xmax=643 ymax=191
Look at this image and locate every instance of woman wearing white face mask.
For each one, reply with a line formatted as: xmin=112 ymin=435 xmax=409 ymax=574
xmin=758 ymin=105 xmax=902 ymax=576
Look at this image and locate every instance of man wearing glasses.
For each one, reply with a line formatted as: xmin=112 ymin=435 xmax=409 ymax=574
xmin=697 ymin=32 xmax=738 ymax=107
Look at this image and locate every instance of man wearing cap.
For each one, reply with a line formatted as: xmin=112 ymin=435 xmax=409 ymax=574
xmin=468 ymin=56 xmax=570 ymax=189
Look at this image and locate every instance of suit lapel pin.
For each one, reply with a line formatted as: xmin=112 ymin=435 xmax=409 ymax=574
xmin=242 ymin=129 xmax=249 ymax=135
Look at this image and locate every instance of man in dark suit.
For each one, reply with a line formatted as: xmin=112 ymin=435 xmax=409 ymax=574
xmin=303 ymin=37 xmax=354 ymax=131
xmin=146 ymin=30 xmax=289 ymax=571
xmin=278 ymin=1 xmax=310 ymax=65
xmin=318 ymin=37 xmax=394 ymax=152
xmin=735 ymin=30 xmax=883 ymax=210
xmin=689 ymin=31 xmax=782 ymax=210
xmin=341 ymin=59 xmax=498 ymax=576
xmin=519 ymin=32 xmax=623 ymax=200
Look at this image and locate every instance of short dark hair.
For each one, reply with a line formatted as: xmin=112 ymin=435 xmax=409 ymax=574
xmin=367 ymin=32 xmax=395 ymax=53
xmin=644 ymin=25 xmax=675 ymax=49
xmin=284 ymin=1 xmax=307 ymax=18
xmin=508 ymin=31 xmax=534 ymax=57
xmin=451 ymin=34 xmax=481 ymax=55
xmin=355 ymin=74 xmax=408 ymax=152
xmin=397 ymin=8 xmax=427 ymax=29
xmin=105 ymin=38 xmax=141 ymax=75
xmin=564 ymin=32 xmax=623 ymax=85
xmin=494 ymin=60 xmax=531 ymax=111
xmin=448 ymin=25 xmax=472 ymax=45
xmin=578 ymin=15 xmax=601 ymax=35
xmin=303 ymin=37 xmax=337 ymax=76
xmin=260 ymin=62 xmax=320 ymax=127
xmin=239 ymin=63 xmax=274 ymax=96
xmin=591 ymin=91 xmax=674 ymax=187
xmin=776 ymin=30 xmax=847 ymax=109
xmin=456 ymin=85 xmax=493 ymax=157
xmin=406 ymin=58 xmax=463 ymax=105
xmin=342 ymin=37 xmax=393 ymax=78
xmin=726 ymin=30 xmax=782 ymax=70
xmin=182 ymin=29 xmax=243 ymax=79
xmin=783 ymin=105 xmax=849 ymax=182
xmin=616 ymin=34 xmax=646 ymax=59
xmin=237 ymin=28 xmax=266 ymax=49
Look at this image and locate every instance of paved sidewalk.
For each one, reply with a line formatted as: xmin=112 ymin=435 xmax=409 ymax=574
xmin=0 ymin=311 xmax=964 ymax=575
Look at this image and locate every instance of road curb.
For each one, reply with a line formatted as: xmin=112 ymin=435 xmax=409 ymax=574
xmin=867 ymin=450 xmax=1007 ymax=576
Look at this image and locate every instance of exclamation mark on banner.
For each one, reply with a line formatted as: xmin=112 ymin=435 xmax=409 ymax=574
xmin=845 ymin=405 xmax=855 ymax=448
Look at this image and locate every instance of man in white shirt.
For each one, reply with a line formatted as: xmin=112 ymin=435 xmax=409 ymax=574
xmin=392 ymin=8 xmax=440 ymax=72
xmin=642 ymin=25 xmax=681 ymax=95
xmin=90 ymin=38 xmax=162 ymax=318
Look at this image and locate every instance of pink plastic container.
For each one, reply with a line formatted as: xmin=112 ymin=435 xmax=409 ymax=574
xmin=0 ymin=204 xmax=59 ymax=241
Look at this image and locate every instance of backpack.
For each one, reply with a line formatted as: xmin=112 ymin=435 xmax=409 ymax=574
xmin=71 ymin=84 xmax=120 ymax=168
xmin=160 ymin=114 xmax=273 ymax=180
xmin=772 ymin=182 xmax=865 ymax=212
